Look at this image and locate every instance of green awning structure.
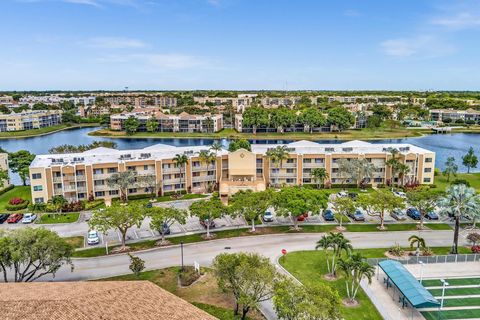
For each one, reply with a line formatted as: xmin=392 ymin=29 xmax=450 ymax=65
xmin=379 ymin=260 xmax=440 ymax=308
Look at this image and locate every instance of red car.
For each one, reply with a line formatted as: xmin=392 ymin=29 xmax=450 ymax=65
xmin=297 ymin=212 xmax=309 ymax=221
xmin=7 ymin=213 xmax=23 ymax=224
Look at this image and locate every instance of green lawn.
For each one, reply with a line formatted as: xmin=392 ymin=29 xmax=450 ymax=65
xmin=279 ymin=250 xmax=382 ymax=320
xmin=37 ymin=212 xmax=80 ymax=224
xmin=63 ymin=236 xmax=84 ymax=249
xmin=0 ymin=123 xmax=98 ymax=138
xmin=422 ymin=308 xmax=480 ymax=320
xmin=0 ymin=186 xmax=32 ymax=212
xmin=434 ymin=172 xmax=480 ymax=192
xmin=156 ymin=194 xmax=208 ymax=202
xmin=429 ymin=287 xmax=480 ymax=297
xmin=192 ymin=302 xmax=254 ymax=320
xmin=423 ymin=278 xmax=480 ymax=287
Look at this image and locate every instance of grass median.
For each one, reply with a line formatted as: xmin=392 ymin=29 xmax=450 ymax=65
xmin=423 ymin=309 xmax=480 ymax=320
xmin=37 ymin=212 xmax=80 ymax=224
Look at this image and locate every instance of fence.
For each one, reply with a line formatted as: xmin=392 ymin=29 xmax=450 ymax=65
xmin=367 ymin=253 xmax=480 ymax=266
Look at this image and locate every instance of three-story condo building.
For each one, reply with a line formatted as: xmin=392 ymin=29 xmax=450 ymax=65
xmin=29 ymin=140 xmax=435 ymax=204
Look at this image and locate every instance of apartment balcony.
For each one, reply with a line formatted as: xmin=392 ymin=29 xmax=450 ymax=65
xmin=94 ymin=185 xmax=109 ymax=191
xmin=281 ymin=162 xmax=297 ymax=168
xmin=63 ymin=175 xmax=76 ymax=182
xmin=76 ymin=175 xmax=86 ymax=181
xmin=302 ymin=162 xmax=325 ymax=168
xmin=192 ymin=175 xmax=216 ymax=183
xmin=54 ymin=188 xmax=63 ymax=195
xmin=270 ymin=172 xmax=298 ymax=178
xmin=53 ymin=176 xmax=62 ymax=183
xmin=191 ymin=165 xmax=210 ymax=172
xmin=77 ymin=186 xmax=87 ymax=193
xmin=93 ymin=173 xmax=110 ymax=180
xmin=162 ymin=167 xmax=181 ymax=174
xmin=137 ymin=170 xmax=156 ymax=176
xmin=63 ymin=185 xmax=77 ymax=192
xmin=163 ymin=178 xmax=183 ymax=185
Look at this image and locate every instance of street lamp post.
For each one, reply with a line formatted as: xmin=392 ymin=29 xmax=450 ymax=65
xmin=180 ymin=241 xmax=184 ymax=272
xmin=440 ymin=279 xmax=449 ymax=310
xmin=419 ymin=261 xmax=424 ymax=285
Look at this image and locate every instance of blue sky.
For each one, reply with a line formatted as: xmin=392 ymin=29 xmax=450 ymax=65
xmin=1 ymin=0 xmax=480 ymax=90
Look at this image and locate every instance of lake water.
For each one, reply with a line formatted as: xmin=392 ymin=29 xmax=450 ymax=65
xmin=1 ymin=127 xmax=479 ymax=184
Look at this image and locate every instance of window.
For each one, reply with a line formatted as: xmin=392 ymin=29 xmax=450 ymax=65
xmin=193 ymin=161 xmax=200 ymax=167
xmin=374 ymin=178 xmax=383 ymax=183
xmin=144 ymin=165 xmax=149 ymax=170
xmin=108 ymin=168 xmax=117 ymax=173
xmin=33 ymin=185 xmax=43 ymax=191
xmin=128 ymin=188 xmax=137 ymax=194
xmin=303 ymin=159 xmax=312 ymax=164
xmin=424 ymin=168 xmax=432 ymax=173
xmin=256 ymin=168 xmax=263 ymax=174
xmin=315 ymin=158 xmax=324 ymax=164
xmin=425 ymin=158 xmax=433 ymax=163
xmin=94 ymin=191 xmax=105 ymax=197
xmin=32 ymin=173 xmax=42 ymax=179
xmin=78 ymin=193 xmax=86 ymax=199
xmin=286 ymin=178 xmax=295 ymax=183
xmin=192 ymin=182 xmax=201 ymax=188
xmin=286 ymin=159 xmax=294 ymax=163
xmin=303 ymin=178 xmax=311 ymax=183
xmin=207 ymin=170 xmax=215 ymax=176
xmin=127 ymin=166 xmax=136 ymax=171
xmin=34 ymin=197 xmax=44 ymax=204
xmin=174 ymin=184 xmax=183 ymax=189
xmin=193 ymin=172 xmax=200 ymax=177
xmin=286 ymin=168 xmax=294 ymax=173
xmin=93 ymin=168 xmax=103 ymax=174
xmin=423 ymin=178 xmax=431 ymax=183
xmin=109 ymin=190 xmax=119 ymax=196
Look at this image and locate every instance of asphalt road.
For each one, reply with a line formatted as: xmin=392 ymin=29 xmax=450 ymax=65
xmin=49 ymin=229 xmax=459 ymax=281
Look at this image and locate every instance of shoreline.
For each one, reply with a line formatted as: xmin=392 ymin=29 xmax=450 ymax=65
xmin=0 ymin=123 xmax=100 ymax=140
xmin=88 ymin=127 xmax=435 ymax=141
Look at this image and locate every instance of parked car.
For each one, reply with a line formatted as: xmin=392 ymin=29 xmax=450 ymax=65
xmin=348 ymin=192 xmax=358 ymax=201
xmin=337 ymin=191 xmax=348 ymax=198
xmin=322 ymin=209 xmax=335 ymax=221
xmin=21 ymin=213 xmax=37 ymax=224
xmin=407 ymin=208 xmax=421 ymax=220
xmin=200 ymin=219 xmax=216 ymax=229
xmin=161 ymin=223 xmax=171 ymax=235
xmin=426 ymin=211 xmax=439 ymax=220
xmin=393 ymin=191 xmax=407 ymax=199
xmin=263 ymin=211 xmax=274 ymax=222
xmin=391 ymin=209 xmax=407 ymax=221
xmin=7 ymin=213 xmax=23 ymax=224
xmin=297 ymin=212 xmax=309 ymax=221
xmin=87 ymin=230 xmax=100 ymax=245
xmin=0 ymin=214 xmax=9 ymax=224
xmin=348 ymin=209 xmax=365 ymax=221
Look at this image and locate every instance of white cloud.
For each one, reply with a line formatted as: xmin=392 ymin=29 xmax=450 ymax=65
xmin=431 ymin=12 xmax=480 ymax=30
xmin=82 ymin=37 xmax=147 ymax=49
xmin=98 ymin=53 xmax=208 ymax=69
xmin=380 ymin=35 xmax=455 ymax=58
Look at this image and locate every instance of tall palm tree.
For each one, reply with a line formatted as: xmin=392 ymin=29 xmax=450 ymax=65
xmin=48 ymin=195 xmax=68 ymax=217
xmin=199 ymin=150 xmax=216 ymax=192
xmin=438 ymin=184 xmax=480 ymax=254
xmin=311 ymin=168 xmax=329 ymax=189
xmin=397 ymin=163 xmax=410 ymax=187
xmin=315 ymin=232 xmax=353 ymax=277
xmin=210 ymin=142 xmax=222 ymax=155
xmin=266 ymin=145 xmax=289 ymax=187
xmin=386 ymin=148 xmax=400 ymax=187
xmin=408 ymin=235 xmax=426 ymax=256
xmin=173 ymin=153 xmax=189 ymax=195
xmin=338 ymin=253 xmax=375 ymax=304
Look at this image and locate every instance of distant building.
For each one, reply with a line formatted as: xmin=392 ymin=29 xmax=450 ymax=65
xmin=0 ymin=96 xmax=15 ymax=105
xmin=0 ymin=110 xmax=62 ymax=132
xmin=0 ymin=281 xmax=216 ymax=320
xmin=110 ymin=111 xmax=223 ymax=133
xmin=193 ymin=96 xmax=255 ymax=111
xmin=0 ymin=153 xmax=9 ymax=188
xmin=19 ymin=95 xmax=95 ymax=106
xmin=429 ymin=108 xmax=480 ymax=123
xmin=102 ymin=94 xmax=177 ymax=108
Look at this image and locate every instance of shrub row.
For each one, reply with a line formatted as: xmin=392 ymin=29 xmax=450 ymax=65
xmin=6 ymin=200 xmax=29 ymax=211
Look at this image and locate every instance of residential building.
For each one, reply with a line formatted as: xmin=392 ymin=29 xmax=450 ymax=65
xmin=193 ymin=96 xmax=255 ymax=110
xmin=0 ymin=281 xmax=216 ymax=320
xmin=110 ymin=111 xmax=223 ymax=133
xmin=29 ymin=140 xmax=435 ymax=203
xmin=0 ymin=109 xmax=62 ymax=132
xmin=19 ymin=95 xmax=95 ymax=106
xmin=0 ymin=153 xmax=9 ymax=188
xmin=102 ymin=94 xmax=177 ymax=108
xmin=0 ymin=96 xmax=14 ymax=105
xmin=429 ymin=108 xmax=480 ymax=123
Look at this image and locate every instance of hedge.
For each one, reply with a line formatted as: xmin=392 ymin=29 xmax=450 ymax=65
xmin=0 ymin=184 xmax=14 ymax=196
xmin=6 ymin=200 xmax=29 ymax=211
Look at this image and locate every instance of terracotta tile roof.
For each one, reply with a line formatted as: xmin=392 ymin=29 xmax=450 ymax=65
xmin=0 ymin=281 xmax=217 ymax=320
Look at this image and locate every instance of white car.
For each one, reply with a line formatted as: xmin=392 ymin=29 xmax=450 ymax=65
xmin=393 ymin=191 xmax=407 ymax=199
xmin=21 ymin=213 xmax=37 ymax=224
xmin=338 ymin=191 xmax=348 ymax=198
xmin=87 ymin=230 xmax=100 ymax=245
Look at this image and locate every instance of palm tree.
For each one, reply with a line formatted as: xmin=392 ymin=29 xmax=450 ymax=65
xmin=48 ymin=195 xmax=68 ymax=218
xmin=315 ymin=232 xmax=353 ymax=277
xmin=311 ymin=168 xmax=329 ymax=189
xmin=199 ymin=150 xmax=216 ymax=192
xmin=386 ymin=148 xmax=400 ymax=187
xmin=438 ymin=184 xmax=480 ymax=254
xmin=266 ymin=146 xmax=289 ymax=187
xmin=106 ymin=171 xmax=137 ymax=202
xmin=443 ymin=157 xmax=458 ymax=182
xmin=337 ymin=159 xmax=355 ymax=186
xmin=338 ymin=253 xmax=375 ymax=304
xmin=210 ymin=142 xmax=222 ymax=155
xmin=173 ymin=153 xmax=189 ymax=195
xmin=408 ymin=235 xmax=426 ymax=256
xmin=397 ymin=163 xmax=410 ymax=187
